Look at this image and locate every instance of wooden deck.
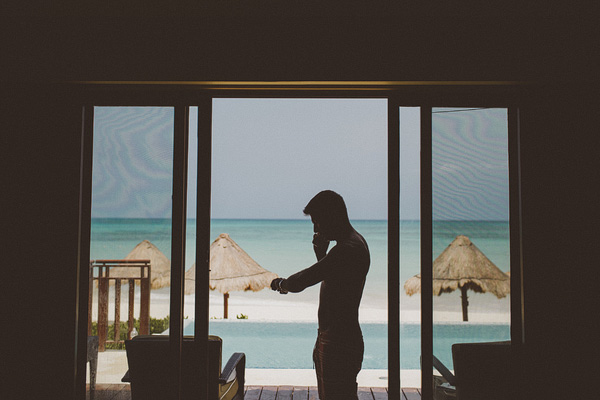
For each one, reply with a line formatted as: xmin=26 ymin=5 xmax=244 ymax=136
xmin=88 ymin=384 xmax=422 ymax=399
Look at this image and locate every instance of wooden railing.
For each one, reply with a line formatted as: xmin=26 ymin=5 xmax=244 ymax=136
xmin=88 ymin=260 xmax=151 ymax=351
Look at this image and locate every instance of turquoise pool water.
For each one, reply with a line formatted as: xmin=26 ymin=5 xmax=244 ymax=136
xmin=173 ymin=321 xmax=510 ymax=369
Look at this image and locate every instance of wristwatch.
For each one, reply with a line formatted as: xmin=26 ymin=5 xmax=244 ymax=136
xmin=277 ymin=278 xmax=286 ymax=292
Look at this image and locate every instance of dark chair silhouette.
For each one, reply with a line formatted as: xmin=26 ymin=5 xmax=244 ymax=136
xmin=433 ymin=341 xmax=514 ymax=400
xmin=87 ymin=336 xmax=99 ymax=399
xmin=122 ymin=335 xmax=245 ymax=400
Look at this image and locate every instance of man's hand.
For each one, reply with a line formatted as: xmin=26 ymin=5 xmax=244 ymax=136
xmin=270 ymin=278 xmax=288 ymax=294
xmin=312 ymin=233 xmax=330 ymax=260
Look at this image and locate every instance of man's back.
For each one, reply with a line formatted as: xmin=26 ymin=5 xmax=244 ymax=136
xmin=317 ymin=229 xmax=369 ymax=339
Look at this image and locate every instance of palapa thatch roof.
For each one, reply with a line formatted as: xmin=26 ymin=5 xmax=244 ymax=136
xmin=404 ymin=275 xmax=422 ymax=296
xmin=404 ymin=235 xmax=510 ymax=298
xmin=110 ymin=240 xmax=171 ymax=289
xmin=184 ymin=233 xmax=278 ymax=295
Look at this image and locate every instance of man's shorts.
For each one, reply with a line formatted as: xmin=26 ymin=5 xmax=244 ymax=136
xmin=313 ymin=331 xmax=364 ymax=400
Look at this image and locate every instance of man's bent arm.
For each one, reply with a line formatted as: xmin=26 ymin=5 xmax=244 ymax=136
xmin=312 ymin=233 xmax=329 ymax=261
xmin=281 ymin=247 xmax=344 ymax=293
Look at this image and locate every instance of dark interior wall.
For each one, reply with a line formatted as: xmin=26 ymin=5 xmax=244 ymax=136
xmin=4 ymin=2 xmax=598 ymax=82
xmin=3 ymin=2 xmax=598 ymax=399
xmin=3 ymin=88 xmax=84 ymax=400
xmin=519 ymin=88 xmax=598 ymax=399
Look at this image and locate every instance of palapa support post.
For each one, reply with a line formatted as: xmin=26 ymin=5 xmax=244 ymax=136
xmin=128 ymin=279 xmax=135 ymax=339
xmin=461 ymin=285 xmax=469 ymax=322
xmin=224 ymin=293 xmax=229 ymax=319
xmin=97 ymin=267 xmax=109 ymax=352
xmin=114 ymin=279 xmax=121 ymax=343
xmin=140 ymin=265 xmax=150 ymax=335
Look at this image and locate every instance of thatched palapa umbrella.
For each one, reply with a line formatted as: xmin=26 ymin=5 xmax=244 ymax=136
xmin=111 ymin=240 xmax=171 ymax=289
xmin=404 ymin=235 xmax=509 ymax=321
xmin=185 ymin=233 xmax=278 ymax=319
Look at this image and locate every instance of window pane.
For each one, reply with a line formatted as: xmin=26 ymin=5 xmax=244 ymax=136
xmin=183 ymin=106 xmax=198 ymax=322
xmin=88 ymin=107 xmax=174 ymax=394
xmin=431 ymin=108 xmax=511 ymax=390
xmin=399 ymin=107 xmax=421 ymax=388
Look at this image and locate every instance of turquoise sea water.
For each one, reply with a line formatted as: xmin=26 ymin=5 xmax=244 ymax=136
xmin=90 ymin=218 xmax=510 ymax=296
xmin=90 ymin=218 xmax=511 ymax=369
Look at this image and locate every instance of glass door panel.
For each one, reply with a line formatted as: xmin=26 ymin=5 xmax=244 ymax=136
xmin=399 ymin=107 xmax=422 ymax=388
xmin=431 ymin=108 xmax=511 ymax=395
xmin=88 ymin=107 xmax=174 ymax=395
xmin=182 ymin=106 xmax=198 ymax=328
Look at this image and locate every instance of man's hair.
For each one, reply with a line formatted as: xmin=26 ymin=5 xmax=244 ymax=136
xmin=303 ymin=190 xmax=350 ymax=225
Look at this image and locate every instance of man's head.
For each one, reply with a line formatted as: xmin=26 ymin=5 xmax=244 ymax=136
xmin=303 ymin=190 xmax=351 ymax=239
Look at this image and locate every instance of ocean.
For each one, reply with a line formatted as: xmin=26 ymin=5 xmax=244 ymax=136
xmin=90 ymin=218 xmax=511 ymax=369
xmin=90 ymin=218 xmax=510 ymax=297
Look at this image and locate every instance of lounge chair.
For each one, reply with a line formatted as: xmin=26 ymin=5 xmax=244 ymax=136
xmin=433 ymin=341 xmax=514 ymax=400
xmin=122 ymin=335 xmax=245 ymax=400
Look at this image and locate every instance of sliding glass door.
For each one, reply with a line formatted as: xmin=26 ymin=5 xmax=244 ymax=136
xmin=431 ymin=108 xmax=512 ymax=399
xmin=78 ymin=91 xmax=521 ymax=400
xmin=86 ymin=107 xmax=175 ymax=398
xmin=393 ymin=103 xmax=520 ymax=400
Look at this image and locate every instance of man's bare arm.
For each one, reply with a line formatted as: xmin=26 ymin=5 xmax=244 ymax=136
xmin=312 ymin=232 xmax=330 ymax=261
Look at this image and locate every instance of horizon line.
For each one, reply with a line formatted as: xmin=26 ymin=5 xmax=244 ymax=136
xmin=90 ymin=217 xmax=510 ymax=222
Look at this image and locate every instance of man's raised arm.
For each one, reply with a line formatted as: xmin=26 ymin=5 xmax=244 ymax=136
xmin=312 ymin=232 xmax=330 ymax=261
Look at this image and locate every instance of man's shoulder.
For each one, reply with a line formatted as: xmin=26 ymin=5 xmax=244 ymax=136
xmin=332 ymin=233 xmax=369 ymax=256
xmin=348 ymin=231 xmax=369 ymax=248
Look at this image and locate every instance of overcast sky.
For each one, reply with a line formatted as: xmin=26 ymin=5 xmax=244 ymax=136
xmin=92 ymin=102 xmax=508 ymax=221
xmin=193 ymin=99 xmax=391 ymax=220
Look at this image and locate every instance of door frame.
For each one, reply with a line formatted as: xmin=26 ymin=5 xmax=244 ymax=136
xmin=75 ymin=81 xmax=524 ymax=400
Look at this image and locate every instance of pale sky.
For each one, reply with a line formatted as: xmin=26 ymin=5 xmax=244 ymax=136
xmin=196 ymin=99 xmax=390 ymax=220
xmin=92 ymin=102 xmax=508 ymax=221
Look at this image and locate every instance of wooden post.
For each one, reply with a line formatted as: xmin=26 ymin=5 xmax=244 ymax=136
xmin=128 ymin=279 xmax=135 ymax=339
xmin=98 ymin=267 xmax=109 ymax=351
xmin=140 ymin=266 xmax=150 ymax=335
xmin=224 ymin=293 xmax=229 ymax=319
xmin=461 ymin=286 xmax=469 ymax=322
xmin=114 ymin=278 xmax=121 ymax=343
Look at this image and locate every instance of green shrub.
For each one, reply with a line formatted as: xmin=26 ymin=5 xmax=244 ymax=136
xmin=149 ymin=315 xmax=170 ymax=333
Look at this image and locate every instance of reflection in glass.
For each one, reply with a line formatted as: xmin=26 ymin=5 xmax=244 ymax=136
xmin=88 ymin=107 xmax=174 ymax=395
xmin=431 ymin=108 xmax=510 ymax=395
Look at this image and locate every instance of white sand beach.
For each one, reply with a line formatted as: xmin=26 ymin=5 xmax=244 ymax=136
xmin=90 ymin=285 xmax=510 ymax=324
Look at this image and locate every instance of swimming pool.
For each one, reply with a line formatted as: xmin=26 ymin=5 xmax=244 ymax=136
xmin=173 ymin=320 xmax=510 ymax=369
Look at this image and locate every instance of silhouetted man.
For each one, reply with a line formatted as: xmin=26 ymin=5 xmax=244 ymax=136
xmin=271 ymin=190 xmax=370 ymax=400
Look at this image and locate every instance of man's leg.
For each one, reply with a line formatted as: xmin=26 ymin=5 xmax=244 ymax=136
xmin=314 ymin=336 xmax=364 ymax=400
xmin=313 ymin=337 xmax=325 ymax=398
